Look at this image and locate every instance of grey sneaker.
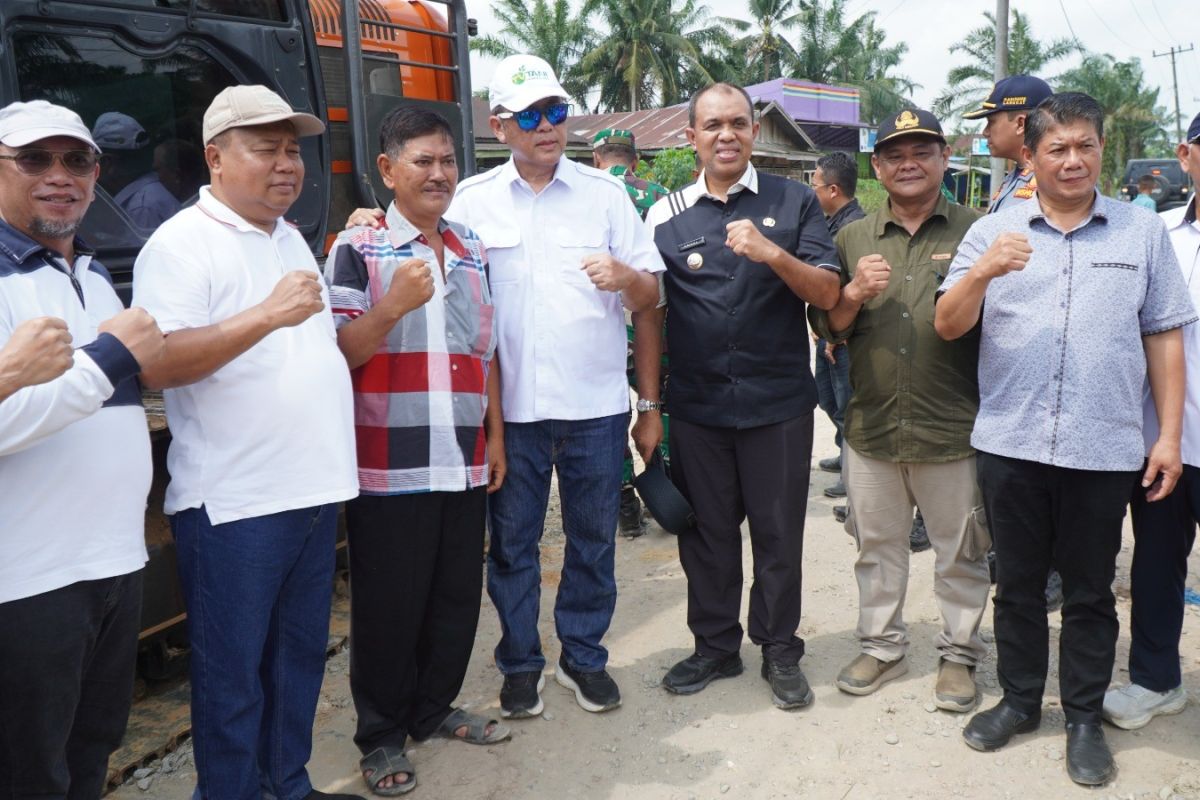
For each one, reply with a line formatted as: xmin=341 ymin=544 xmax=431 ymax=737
xmin=1101 ymin=683 xmax=1186 ymax=730
xmin=836 ymin=653 xmax=908 ymax=695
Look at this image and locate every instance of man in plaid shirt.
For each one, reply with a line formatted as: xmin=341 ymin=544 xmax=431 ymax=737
xmin=325 ymin=107 xmax=506 ymax=795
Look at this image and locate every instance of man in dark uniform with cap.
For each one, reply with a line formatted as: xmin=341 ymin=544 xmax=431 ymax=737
xmin=593 ymin=128 xmax=671 ymax=536
xmin=964 ymin=75 xmax=1052 ymax=214
xmin=641 ymin=82 xmax=840 ymax=710
xmin=963 ymin=75 xmax=1064 ymax=610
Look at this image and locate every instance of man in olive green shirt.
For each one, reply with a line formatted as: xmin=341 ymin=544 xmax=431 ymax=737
xmin=810 ymin=108 xmax=990 ymax=713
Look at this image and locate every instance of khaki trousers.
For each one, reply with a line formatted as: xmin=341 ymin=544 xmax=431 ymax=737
xmin=845 ymin=447 xmax=991 ymax=665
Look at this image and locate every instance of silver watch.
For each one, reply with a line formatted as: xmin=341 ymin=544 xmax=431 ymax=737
xmin=636 ymin=398 xmax=662 ymax=412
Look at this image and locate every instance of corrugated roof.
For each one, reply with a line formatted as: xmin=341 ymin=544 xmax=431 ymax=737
xmin=567 ymin=106 xmax=693 ymax=151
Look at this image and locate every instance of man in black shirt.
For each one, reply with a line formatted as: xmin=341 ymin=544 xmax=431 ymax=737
xmin=638 ymin=82 xmax=839 ymax=709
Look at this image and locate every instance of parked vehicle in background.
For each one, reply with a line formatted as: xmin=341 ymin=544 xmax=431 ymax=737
xmin=1119 ymin=158 xmax=1192 ymax=211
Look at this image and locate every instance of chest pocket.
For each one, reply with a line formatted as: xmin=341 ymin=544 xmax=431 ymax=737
xmin=474 ymin=224 xmax=521 ymax=285
xmin=554 ymin=224 xmax=606 ymax=285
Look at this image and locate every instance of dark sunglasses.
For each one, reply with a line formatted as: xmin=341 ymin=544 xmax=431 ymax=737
xmin=496 ymin=103 xmax=570 ymax=132
xmin=0 ymin=149 xmax=99 ymax=177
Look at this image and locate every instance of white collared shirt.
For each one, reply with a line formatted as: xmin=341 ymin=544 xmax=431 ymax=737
xmin=133 ymin=187 xmax=358 ymax=524
xmin=448 ymin=156 xmax=665 ymax=422
xmin=644 ymin=164 xmax=758 ymax=231
xmin=1144 ymin=198 xmax=1200 ymax=465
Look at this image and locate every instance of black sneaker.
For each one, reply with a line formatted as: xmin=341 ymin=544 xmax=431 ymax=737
xmin=833 ymin=505 xmax=848 ymax=524
xmin=1045 ymin=569 xmax=1064 ymax=613
xmin=760 ymin=658 xmax=814 ymax=710
xmin=818 ymin=455 xmax=841 ymax=473
xmin=909 ymin=511 xmax=931 ymax=553
xmin=823 ymin=479 xmax=846 ymax=498
xmin=499 ymin=671 xmax=545 ymax=719
xmin=555 ymin=655 xmax=621 ymax=712
xmin=662 ymin=651 xmax=744 ymax=695
xmin=619 ymin=486 xmax=646 ymax=538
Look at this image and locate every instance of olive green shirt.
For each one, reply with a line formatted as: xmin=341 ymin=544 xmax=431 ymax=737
xmin=809 ymin=195 xmax=982 ymax=463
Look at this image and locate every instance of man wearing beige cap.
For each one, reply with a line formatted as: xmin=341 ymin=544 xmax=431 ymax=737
xmin=132 ymin=85 xmax=360 ymax=800
xmin=0 ymin=99 xmax=165 ymax=798
xmin=448 ymin=55 xmax=665 ymax=719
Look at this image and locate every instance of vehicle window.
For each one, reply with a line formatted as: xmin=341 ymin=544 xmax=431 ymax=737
xmin=15 ymin=31 xmax=238 ymax=243
xmin=69 ymin=1 xmax=286 ymax=21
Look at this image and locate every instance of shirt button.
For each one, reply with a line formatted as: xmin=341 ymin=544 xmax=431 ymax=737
xmin=727 ymin=274 xmax=735 ymax=281
xmin=733 ymin=378 xmax=742 ymax=385
xmin=728 ymin=343 xmax=737 ymax=350
xmin=452 ymin=364 xmax=459 ymax=371
xmin=905 ymin=275 xmax=913 ymax=281
xmin=729 ymin=308 xmax=737 ymax=316
xmin=900 ymin=347 xmax=907 ymax=355
xmin=902 ymin=312 xmax=910 ymax=319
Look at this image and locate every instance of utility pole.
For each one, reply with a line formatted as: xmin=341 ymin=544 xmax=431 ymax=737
xmin=1153 ymin=44 xmax=1194 ymax=143
xmin=990 ymin=0 xmax=1009 ymax=189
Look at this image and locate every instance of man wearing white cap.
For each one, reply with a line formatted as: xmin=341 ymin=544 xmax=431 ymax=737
xmin=92 ymin=111 xmax=180 ymax=230
xmin=0 ymin=99 xmax=166 ymax=797
xmin=447 ymin=55 xmax=665 ymax=718
xmin=132 ymin=85 xmax=359 ymax=800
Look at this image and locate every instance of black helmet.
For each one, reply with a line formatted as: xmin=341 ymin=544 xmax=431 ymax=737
xmin=633 ymin=452 xmax=695 ymax=536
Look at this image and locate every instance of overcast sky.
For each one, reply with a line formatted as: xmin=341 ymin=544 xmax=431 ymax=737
xmin=463 ymin=0 xmax=1197 ymax=134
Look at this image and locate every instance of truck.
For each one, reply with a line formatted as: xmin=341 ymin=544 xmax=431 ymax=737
xmin=0 ymin=0 xmax=475 ymax=675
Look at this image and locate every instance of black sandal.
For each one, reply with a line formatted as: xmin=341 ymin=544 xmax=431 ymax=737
xmin=359 ymin=746 xmax=416 ymax=796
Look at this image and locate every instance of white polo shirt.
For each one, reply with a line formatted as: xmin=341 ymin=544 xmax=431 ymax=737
xmin=1144 ymin=197 xmax=1200 ymax=466
xmin=133 ymin=188 xmax=357 ymax=525
xmin=448 ymin=156 xmax=665 ymax=423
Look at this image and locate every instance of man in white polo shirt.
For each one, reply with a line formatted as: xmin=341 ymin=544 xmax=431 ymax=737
xmin=447 ymin=55 xmax=664 ymax=718
xmin=133 ymin=86 xmax=359 ymax=800
xmin=0 ymin=99 xmax=165 ymax=799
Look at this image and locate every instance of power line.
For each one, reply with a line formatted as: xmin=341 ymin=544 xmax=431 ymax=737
xmin=1147 ymin=0 xmax=1175 ymax=43
xmin=1153 ymin=44 xmax=1195 ymax=142
xmin=1082 ymin=2 xmax=1128 ymax=51
xmin=1056 ymin=0 xmax=1079 ymax=47
xmin=1127 ymin=0 xmax=1168 ymax=46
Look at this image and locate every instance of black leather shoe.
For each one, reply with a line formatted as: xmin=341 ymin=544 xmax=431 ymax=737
xmin=761 ymin=658 xmax=814 ymax=710
xmin=909 ymin=511 xmax=931 ymax=552
xmin=1065 ymin=722 xmax=1116 ymax=785
xmin=962 ymin=701 xmax=1041 ymax=751
xmin=662 ymin=651 xmax=743 ymax=694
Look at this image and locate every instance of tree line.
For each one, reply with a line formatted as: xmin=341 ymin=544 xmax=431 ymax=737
xmin=473 ymin=0 xmax=1175 ymax=190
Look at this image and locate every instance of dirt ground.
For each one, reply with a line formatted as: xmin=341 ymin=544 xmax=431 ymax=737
xmin=113 ymin=410 xmax=1200 ymax=800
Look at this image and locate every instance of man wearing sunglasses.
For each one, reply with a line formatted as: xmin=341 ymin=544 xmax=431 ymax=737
xmin=448 ymin=54 xmax=665 ymax=720
xmin=0 ymin=99 xmax=167 ymax=797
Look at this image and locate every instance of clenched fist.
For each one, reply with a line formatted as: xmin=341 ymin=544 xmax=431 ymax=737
xmin=845 ymin=254 xmax=892 ymax=304
xmin=380 ymin=258 xmax=435 ymax=318
xmin=580 ymin=253 xmax=634 ymax=292
xmin=345 ymin=207 xmax=385 ymax=230
xmin=976 ymin=232 xmax=1032 ymax=280
xmin=99 ymin=308 xmax=166 ymax=370
xmin=725 ymin=220 xmax=781 ymax=264
xmin=0 ymin=317 xmax=73 ymax=388
xmin=261 ymin=270 xmax=325 ymax=329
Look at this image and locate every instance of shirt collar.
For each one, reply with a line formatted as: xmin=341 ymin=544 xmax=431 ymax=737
xmin=499 ymin=154 xmax=577 ymax=191
xmin=0 ymin=218 xmax=92 ymax=268
xmin=873 ymin=192 xmax=951 ymax=237
xmin=691 ymin=162 xmax=757 ymax=202
xmin=828 ymin=198 xmax=862 ymax=226
xmin=1024 ymin=188 xmax=1109 ymax=232
xmin=384 ymin=202 xmax=451 ymax=246
xmin=196 ymin=185 xmax=287 ymax=236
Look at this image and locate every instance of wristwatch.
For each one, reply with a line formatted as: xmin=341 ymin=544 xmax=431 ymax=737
xmin=636 ymin=398 xmax=662 ymax=412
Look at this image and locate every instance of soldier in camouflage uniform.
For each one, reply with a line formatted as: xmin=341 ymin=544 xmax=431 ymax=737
xmin=594 ymin=129 xmax=670 ymax=536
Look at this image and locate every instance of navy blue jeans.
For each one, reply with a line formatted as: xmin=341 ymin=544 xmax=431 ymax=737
xmin=172 ymin=504 xmax=338 ymax=800
xmin=1128 ymin=463 xmax=1199 ymax=691
xmin=488 ymin=414 xmax=627 ymax=674
xmin=814 ymin=340 xmax=850 ymax=449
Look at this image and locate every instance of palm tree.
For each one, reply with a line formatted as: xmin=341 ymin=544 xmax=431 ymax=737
xmin=933 ymin=9 xmax=1079 ymax=120
xmin=470 ymin=0 xmax=595 ymax=107
xmin=577 ymin=0 xmax=726 ymax=111
xmin=719 ymin=0 xmax=803 ymax=84
xmin=1056 ymin=55 xmax=1172 ymax=193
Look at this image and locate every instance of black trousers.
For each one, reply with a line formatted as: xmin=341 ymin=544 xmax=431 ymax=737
xmin=0 ymin=570 xmax=143 ymax=800
xmin=1128 ymin=463 xmax=1199 ymax=692
xmin=670 ymin=413 xmax=812 ymax=663
xmin=347 ymin=488 xmax=487 ymax=753
xmin=977 ymin=452 xmax=1138 ymax=724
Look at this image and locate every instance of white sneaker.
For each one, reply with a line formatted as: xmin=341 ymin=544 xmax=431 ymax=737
xmin=1101 ymin=683 xmax=1187 ymax=730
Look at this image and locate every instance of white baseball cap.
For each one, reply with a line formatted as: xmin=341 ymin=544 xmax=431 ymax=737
xmin=487 ymin=54 xmax=568 ymax=112
xmin=92 ymin=111 xmax=150 ymax=150
xmin=0 ymin=100 xmax=99 ymax=151
xmin=203 ymin=84 xmax=325 ymax=144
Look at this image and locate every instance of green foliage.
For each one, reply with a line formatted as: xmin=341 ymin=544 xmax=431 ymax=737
xmin=854 ymin=178 xmax=887 ymax=214
xmin=644 ymin=147 xmax=697 ymax=190
xmin=933 ymin=9 xmax=1080 ymax=120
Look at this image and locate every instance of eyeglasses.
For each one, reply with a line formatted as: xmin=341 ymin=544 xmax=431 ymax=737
xmin=496 ymin=103 xmax=570 ymax=132
xmin=0 ymin=149 xmax=98 ymax=177
xmin=811 ymin=182 xmax=831 ymax=191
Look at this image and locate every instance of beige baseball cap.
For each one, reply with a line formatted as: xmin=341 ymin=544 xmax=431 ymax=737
xmin=202 ymin=85 xmax=325 ymax=144
xmin=487 ymin=54 xmax=568 ymax=112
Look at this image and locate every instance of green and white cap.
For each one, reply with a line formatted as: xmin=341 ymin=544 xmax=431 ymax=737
xmin=487 ymin=54 xmax=567 ymax=112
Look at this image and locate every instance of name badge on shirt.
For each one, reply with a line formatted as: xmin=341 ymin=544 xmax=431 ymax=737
xmin=931 ymin=253 xmax=952 ymax=261
xmin=678 ymin=236 xmax=705 ymax=252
